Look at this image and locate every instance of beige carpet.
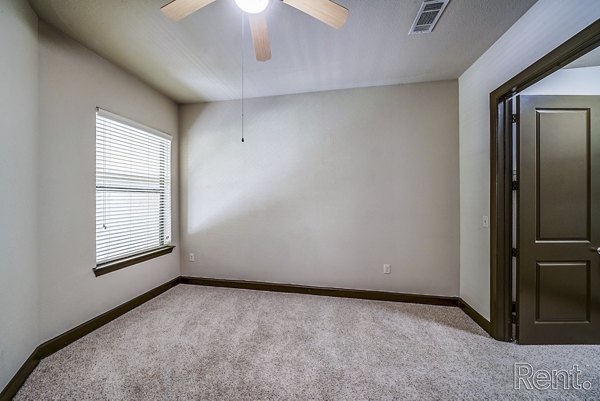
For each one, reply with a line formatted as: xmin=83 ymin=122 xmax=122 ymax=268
xmin=15 ymin=284 xmax=600 ymax=400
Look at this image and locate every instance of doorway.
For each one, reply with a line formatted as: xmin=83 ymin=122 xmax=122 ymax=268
xmin=490 ymin=20 xmax=600 ymax=344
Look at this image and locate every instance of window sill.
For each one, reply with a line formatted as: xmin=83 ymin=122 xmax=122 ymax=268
xmin=93 ymin=245 xmax=176 ymax=277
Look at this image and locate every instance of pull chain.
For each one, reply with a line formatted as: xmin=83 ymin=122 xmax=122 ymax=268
xmin=241 ymin=12 xmax=245 ymax=143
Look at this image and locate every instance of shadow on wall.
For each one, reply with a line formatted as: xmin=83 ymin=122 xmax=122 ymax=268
xmin=180 ymin=83 xmax=459 ymax=294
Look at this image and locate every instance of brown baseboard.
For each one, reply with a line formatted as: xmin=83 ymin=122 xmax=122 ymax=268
xmin=0 ymin=353 xmax=40 ymax=401
xmin=458 ymin=298 xmax=491 ymax=335
xmin=180 ymin=276 xmax=459 ymax=307
xmin=0 ymin=277 xmax=180 ymax=401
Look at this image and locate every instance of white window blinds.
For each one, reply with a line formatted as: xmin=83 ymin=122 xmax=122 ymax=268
xmin=96 ymin=108 xmax=172 ymax=265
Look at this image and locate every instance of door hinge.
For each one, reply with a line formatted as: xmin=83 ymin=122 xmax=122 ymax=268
xmin=511 ymin=248 xmax=518 ymax=257
xmin=511 ymin=312 xmax=517 ymax=324
xmin=512 ymin=180 xmax=519 ymax=191
xmin=511 ymin=114 xmax=518 ymax=123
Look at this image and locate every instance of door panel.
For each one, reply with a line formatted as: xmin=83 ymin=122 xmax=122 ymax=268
xmin=536 ymin=262 xmax=590 ymax=322
xmin=518 ymin=95 xmax=600 ymax=344
xmin=537 ymin=109 xmax=590 ymax=240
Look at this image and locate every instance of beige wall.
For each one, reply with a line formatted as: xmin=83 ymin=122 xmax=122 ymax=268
xmin=522 ymin=66 xmax=600 ymax=96
xmin=458 ymin=0 xmax=600 ymax=320
xmin=37 ymin=23 xmax=181 ymax=341
xmin=0 ymin=0 xmax=40 ymax=390
xmin=180 ymin=81 xmax=460 ymax=296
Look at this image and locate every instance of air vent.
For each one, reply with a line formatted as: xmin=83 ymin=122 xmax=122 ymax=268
xmin=409 ymin=0 xmax=449 ymax=35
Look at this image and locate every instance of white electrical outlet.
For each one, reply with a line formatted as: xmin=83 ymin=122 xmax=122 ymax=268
xmin=189 ymin=253 xmax=195 ymax=262
xmin=482 ymin=215 xmax=489 ymax=228
xmin=383 ymin=264 xmax=391 ymax=274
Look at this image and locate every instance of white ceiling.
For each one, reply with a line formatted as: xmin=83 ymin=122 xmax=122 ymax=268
xmin=29 ymin=0 xmax=537 ymax=103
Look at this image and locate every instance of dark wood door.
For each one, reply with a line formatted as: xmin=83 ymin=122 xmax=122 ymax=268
xmin=518 ymin=95 xmax=600 ymax=344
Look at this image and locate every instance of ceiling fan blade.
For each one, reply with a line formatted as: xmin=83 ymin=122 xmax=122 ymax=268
xmin=282 ymin=0 xmax=348 ymax=29
xmin=161 ymin=0 xmax=218 ymax=21
xmin=248 ymin=14 xmax=272 ymax=62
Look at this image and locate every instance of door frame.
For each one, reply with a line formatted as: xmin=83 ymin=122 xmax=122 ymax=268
xmin=490 ymin=19 xmax=600 ymax=342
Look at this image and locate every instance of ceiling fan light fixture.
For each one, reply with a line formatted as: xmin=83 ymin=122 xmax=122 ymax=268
xmin=234 ymin=0 xmax=269 ymax=14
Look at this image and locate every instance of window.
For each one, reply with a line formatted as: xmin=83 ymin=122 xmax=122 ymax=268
xmin=95 ymin=108 xmax=173 ymax=273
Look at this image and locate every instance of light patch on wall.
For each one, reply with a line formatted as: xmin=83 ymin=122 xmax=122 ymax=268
xmin=185 ymin=99 xmax=321 ymax=234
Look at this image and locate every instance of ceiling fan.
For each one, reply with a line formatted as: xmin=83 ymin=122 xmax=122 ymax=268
xmin=161 ymin=0 xmax=349 ymax=62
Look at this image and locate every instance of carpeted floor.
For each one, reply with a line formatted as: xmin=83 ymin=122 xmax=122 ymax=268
xmin=15 ymin=284 xmax=600 ymax=400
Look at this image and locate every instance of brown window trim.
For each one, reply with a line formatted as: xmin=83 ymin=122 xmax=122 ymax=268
xmin=93 ymin=245 xmax=176 ymax=277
